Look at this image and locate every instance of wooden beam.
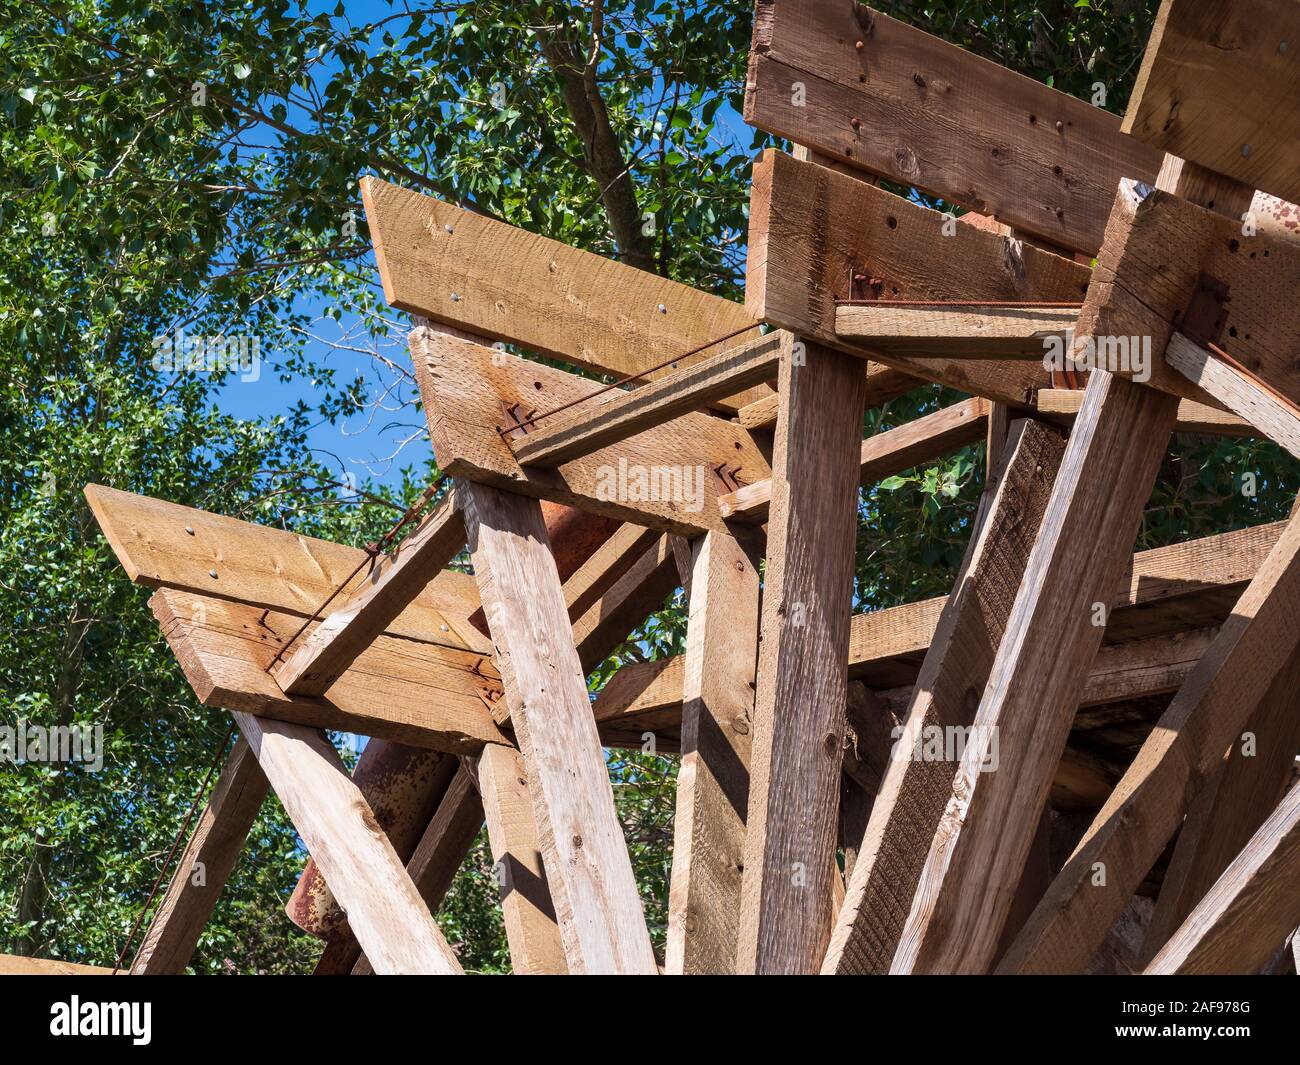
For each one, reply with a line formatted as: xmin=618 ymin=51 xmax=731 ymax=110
xmin=737 ymin=362 xmax=919 ymax=430
xmin=1165 ymin=332 xmax=1300 ymax=458
xmin=824 ymin=417 xmax=1066 ymax=974
xmin=352 ymin=763 xmax=486 ymax=975
xmin=892 ymin=370 xmax=1178 ymax=973
xmin=746 ymin=149 xmax=1087 ymax=405
xmin=1140 ymin=651 xmax=1300 ymax=966
xmin=84 ymin=483 xmax=486 ymax=654
xmin=738 ymin=335 xmax=867 ymax=973
xmin=232 ymin=711 xmax=462 ymax=974
xmin=512 ymin=334 xmax=782 ymax=468
xmin=1000 ymin=507 xmax=1300 ymax=974
xmin=462 ymin=480 xmax=657 ymax=973
xmin=1037 ymin=387 xmax=1253 ymax=437
xmin=151 ymin=589 xmax=507 ymax=753
xmin=745 ymin=2 xmax=1161 ymax=255
xmin=666 ymin=529 xmax=763 ymax=974
xmin=0 ymin=955 xmax=116 ymax=975
xmin=360 ymin=175 xmax=767 ymax=412
xmin=1146 ymin=783 xmax=1300 ymax=975
xmin=274 ymin=491 xmax=467 ymax=696
xmin=131 ymin=738 xmax=269 ymax=973
xmin=411 ymin=326 xmax=771 ymax=536
xmin=477 ymin=744 xmax=567 ymax=975
xmin=834 ymin=303 xmax=1077 ymax=358
xmin=1124 ymin=0 xmax=1300 ymax=206
xmin=720 ymin=398 xmax=989 ymax=523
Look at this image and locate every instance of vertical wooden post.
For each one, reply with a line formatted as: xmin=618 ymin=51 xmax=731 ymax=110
xmin=462 ymin=480 xmax=657 ymax=974
xmin=666 ymin=528 xmax=762 ymax=974
xmin=477 ymin=744 xmax=568 ymax=975
xmin=738 ymin=335 xmax=868 ymax=974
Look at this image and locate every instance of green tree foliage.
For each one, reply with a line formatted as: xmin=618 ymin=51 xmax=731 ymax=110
xmin=2 ymin=0 xmax=1293 ymax=973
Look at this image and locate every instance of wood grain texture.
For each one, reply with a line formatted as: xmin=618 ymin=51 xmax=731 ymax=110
xmin=84 ymin=483 xmax=487 ymax=655
xmin=1124 ymin=0 xmax=1300 ymax=206
xmin=824 ymin=417 xmax=1066 ymax=974
xmin=463 ymin=481 xmax=656 ymax=973
xmin=893 ymin=371 xmax=1178 ymax=973
xmin=411 ymin=327 xmax=771 ymax=536
xmin=151 ymin=589 xmax=507 ymax=753
xmin=738 ymin=336 xmax=868 ymax=973
xmin=361 ymin=175 xmax=767 ymax=412
xmin=747 ymin=149 xmax=1086 ymax=404
xmin=720 ymin=398 xmax=989 ymax=522
xmin=131 ymin=738 xmax=268 ymax=973
xmin=746 ymin=2 xmax=1161 ymax=255
xmin=1166 ymin=332 xmax=1300 ymax=458
xmin=1140 ymin=651 xmax=1300 ymax=966
xmin=737 ymin=362 xmax=919 ymax=429
xmin=835 ymin=303 xmax=1077 ymax=357
xmin=477 ymin=744 xmax=567 ymax=975
xmin=1000 ymin=507 xmax=1300 ymax=974
xmin=666 ymin=529 xmax=762 ymax=974
xmin=1145 ymin=782 xmax=1300 ymax=975
xmin=1037 ymin=386 xmax=1252 ymax=437
xmin=275 ymin=490 xmax=467 ymax=695
xmin=0 ymin=955 xmax=116 ymax=975
xmin=513 ymin=334 xmax=782 ymax=468
xmin=232 ymin=711 xmax=463 ymax=974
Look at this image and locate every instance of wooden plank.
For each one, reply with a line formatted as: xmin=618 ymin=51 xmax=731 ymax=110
xmin=360 ymin=175 xmax=767 ymax=413
xmin=1145 ymin=783 xmax=1300 ymax=975
xmin=462 ymin=480 xmax=657 ymax=973
xmin=1000 ymin=507 xmax=1300 ymax=974
xmin=275 ymin=491 xmax=467 ymax=696
xmin=1124 ymin=0 xmax=1300 ymax=206
xmin=1079 ymin=179 xmax=1300 ymax=408
xmin=1140 ymin=652 xmax=1300 ymax=965
xmin=411 ymin=326 xmax=772 ymax=536
xmin=738 ymin=335 xmax=868 ymax=973
xmin=892 ymin=370 xmax=1178 ymax=973
xmin=1166 ymin=332 xmax=1300 ymax=458
xmin=747 ymin=149 xmax=1088 ymax=405
xmin=84 ymin=483 xmax=488 ymax=656
xmin=737 ymin=362 xmax=919 ymax=430
xmin=512 ymin=334 xmax=783 ymax=468
xmin=824 ymin=417 xmax=1066 ymax=974
xmin=746 ymin=2 xmax=1161 ymax=255
xmin=477 ymin=744 xmax=567 ymax=975
xmin=232 ymin=711 xmax=462 ymax=974
xmin=835 ymin=303 xmax=1077 ymax=358
xmin=1037 ymin=387 xmax=1252 ymax=437
xmin=352 ymin=765 xmax=485 ymax=975
xmin=131 ymin=738 xmax=268 ymax=974
xmin=720 ymin=398 xmax=989 ymax=522
xmin=666 ymin=529 xmax=763 ymax=974
xmin=0 ymin=955 xmax=116 ymax=976
xmin=151 ymin=589 xmax=507 ymax=753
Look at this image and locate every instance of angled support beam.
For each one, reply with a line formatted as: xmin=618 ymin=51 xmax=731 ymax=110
xmin=834 ymin=303 xmax=1077 ymax=358
xmin=131 ymin=738 xmax=269 ymax=974
xmin=232 ymin=712 xmax=463 ymax=974
xmin=463 ymin=480 xmax=657 ymax=973
xmin=274 ymin=490 xmax=466 ymax=696
xmin=1145 ymin=783 xmax=1300 ymax=975
xmin=1165 ymin=332 xmax=1300 ymax=459
xmin=721 ymin=398 xmax=989 ymax=523
xmin=824 ymin=416 xmax=1067 ymax=974
xmin=667 ymin=528 xmax=763 ymax=974
xmin=1036 ymin=386 xmax=1253 ymax=437
xmin=513 ymin=335 xmax=783 ymax=468
xmin=738 ymin=335 xmax=868 ymax=973
xmin=477 ymin=744 xmax=567 ymax=975
xmin=1000 ymin=507 xmax=1300 ymax=974
xmin=892 ymin=370 xmax=1178 ymax=973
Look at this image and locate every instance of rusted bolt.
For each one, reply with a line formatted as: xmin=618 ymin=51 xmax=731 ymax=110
xmin=850 ymin=116 xmax=862 ymax=130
